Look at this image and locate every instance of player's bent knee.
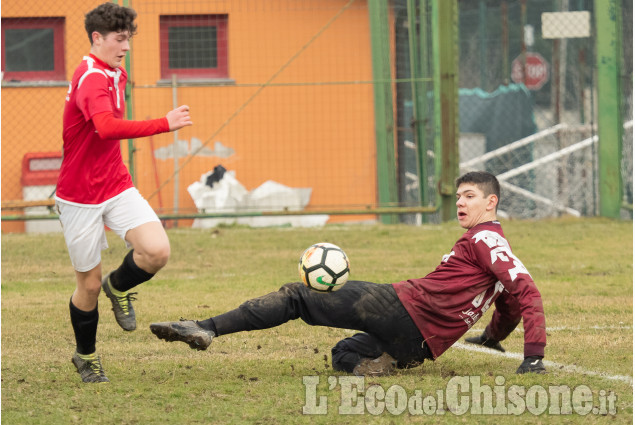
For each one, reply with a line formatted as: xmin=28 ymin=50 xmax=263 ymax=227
xmin=77 ymin=281 xmax=102 ymax=300
xmin=141 ymin=244 xmax=170 ymax=271
xmin=75 ymin=271 xmax=102 ymax=298
xmin=279 ymin=281 xmax=305 ymax=294
xmin=86 ymin=285 xmax=102 ymax=299
xmin=152 ymin=246 xmax=170 ymax=269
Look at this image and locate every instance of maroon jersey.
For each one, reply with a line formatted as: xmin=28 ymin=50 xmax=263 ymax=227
xmin=392 ymin=221 xmax=546 ymax=359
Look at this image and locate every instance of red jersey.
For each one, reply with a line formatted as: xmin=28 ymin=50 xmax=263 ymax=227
xmin=392 ymin=221 xmax=546 ymax=359
xmin=57 ymin=54 xmax=169 ymax=205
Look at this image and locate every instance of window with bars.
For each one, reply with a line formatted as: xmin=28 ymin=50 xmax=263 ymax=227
xmin=159 ymin=14 xmax=228 ymax=80
xmin=1 ymin=17 xmax=66 ymax=82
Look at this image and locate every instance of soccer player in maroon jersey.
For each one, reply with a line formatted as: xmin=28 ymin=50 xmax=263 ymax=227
xmin=56 ymin=2 xmax=192 ymax=383
xmin=151 ymin=171 xmax=547 ymax=376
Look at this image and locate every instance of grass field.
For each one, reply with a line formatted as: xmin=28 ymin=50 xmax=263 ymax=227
xmin=1 ymin=217 xmax=632 ymax=424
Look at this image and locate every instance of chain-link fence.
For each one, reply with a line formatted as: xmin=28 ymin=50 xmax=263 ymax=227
xmin=130 ymin=1 xmax=387 ymax=228
xmin=458 ymin=0 xmax=632 ymax=219
xmin=1 ymin=0 xmax=440 ymax=231
xmin=620 ymin=0 xmax=633 ymax=219
xmin=1 ymin=0 xmax=631 ymax=232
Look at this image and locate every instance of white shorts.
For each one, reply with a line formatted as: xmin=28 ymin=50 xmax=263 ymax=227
xmin=55 ymin=188 xmax=160 ymax=272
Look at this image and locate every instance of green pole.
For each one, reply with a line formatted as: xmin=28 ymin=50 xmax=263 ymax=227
xmin=418 ymin=0 xmax=431 ymax=214
xmin=594 ymin=0 xmax=623 ymax=218
xmin=122 ymin=0 xmax=135 ymax=183
xmin=368 ymin=0 xmax=398 ymax=224
xmin=407 ymin=0 xmax=429 ymax=211
xmin=432 ymin=0 xmax=459 ymax=221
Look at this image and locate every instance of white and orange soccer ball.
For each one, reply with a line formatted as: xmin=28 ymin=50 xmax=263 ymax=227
xmin=298 ymin=242 xmax=350 ymax=292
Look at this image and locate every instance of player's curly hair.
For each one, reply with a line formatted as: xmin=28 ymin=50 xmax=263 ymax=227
xmin=456 ymin=171 xmax=501 ymax=205
xmin=84 ymin=2 xmax=137 ymax=44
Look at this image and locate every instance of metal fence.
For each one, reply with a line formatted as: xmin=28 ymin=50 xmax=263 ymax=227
xmin=1 ymin=0 xmax=631 ymax=232
xmin=457 ymin=0 xmax=632 ymax=220
xmin=1 ymin=0 xmax=441 ymax=231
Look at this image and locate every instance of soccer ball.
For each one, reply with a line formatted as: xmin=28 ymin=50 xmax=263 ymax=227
xmin=298 ymin=242 xmax=350 ymax=292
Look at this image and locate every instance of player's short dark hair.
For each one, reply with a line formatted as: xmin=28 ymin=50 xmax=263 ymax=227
xmin=456 ymin=171 xmax=501 ymax=201
xmin=85 ymin=2 xmax=137 ymax=44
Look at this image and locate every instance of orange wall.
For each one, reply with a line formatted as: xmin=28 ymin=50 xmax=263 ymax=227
xmin=2 ymin=0 xmax=105 ymax=232
xmin=2 ymin=0 xmax=377 ymax=232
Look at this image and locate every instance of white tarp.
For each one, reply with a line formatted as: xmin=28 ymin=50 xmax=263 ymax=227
xmin=187 ymin=169 xmax=329 ymax=228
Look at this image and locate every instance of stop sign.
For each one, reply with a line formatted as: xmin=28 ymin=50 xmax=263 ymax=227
xmin=511 ymin=52 xmax=550 ymax=90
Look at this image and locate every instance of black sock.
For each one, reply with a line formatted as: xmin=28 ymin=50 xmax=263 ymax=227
xmin=69 ymin=299 xmax=99 ymax=355
xmin=196 ymin=318 xmax=218 ymax=335
xmin=110 ymin=250 xmax=154 ymax=292
xmin=205 ymin=308 xmax=253 ymax=336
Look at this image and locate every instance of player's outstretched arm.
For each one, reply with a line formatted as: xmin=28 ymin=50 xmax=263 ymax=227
xmin=166 ymin=105 xmax=193 ymax=130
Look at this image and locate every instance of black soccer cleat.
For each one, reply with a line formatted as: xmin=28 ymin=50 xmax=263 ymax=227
xmin=464 ymin=331 xmax=505 ymax=352
xmin=150 ymin=319 xmax=215 ymax=351
xmin=516 ymin=356 xmax=547 ymax=374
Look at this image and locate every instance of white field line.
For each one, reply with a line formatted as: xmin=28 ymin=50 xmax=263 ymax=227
xmin=452 ymin=342 xmax=633 ymax=386
xmin=465 ymin=325 xmax=632 ymax=333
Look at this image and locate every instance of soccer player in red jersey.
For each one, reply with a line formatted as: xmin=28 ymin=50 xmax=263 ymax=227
xmin=56 ymin=2 xmax=192 ymax=383
xmin=151 ymin=171 xmax=547 ymax=376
